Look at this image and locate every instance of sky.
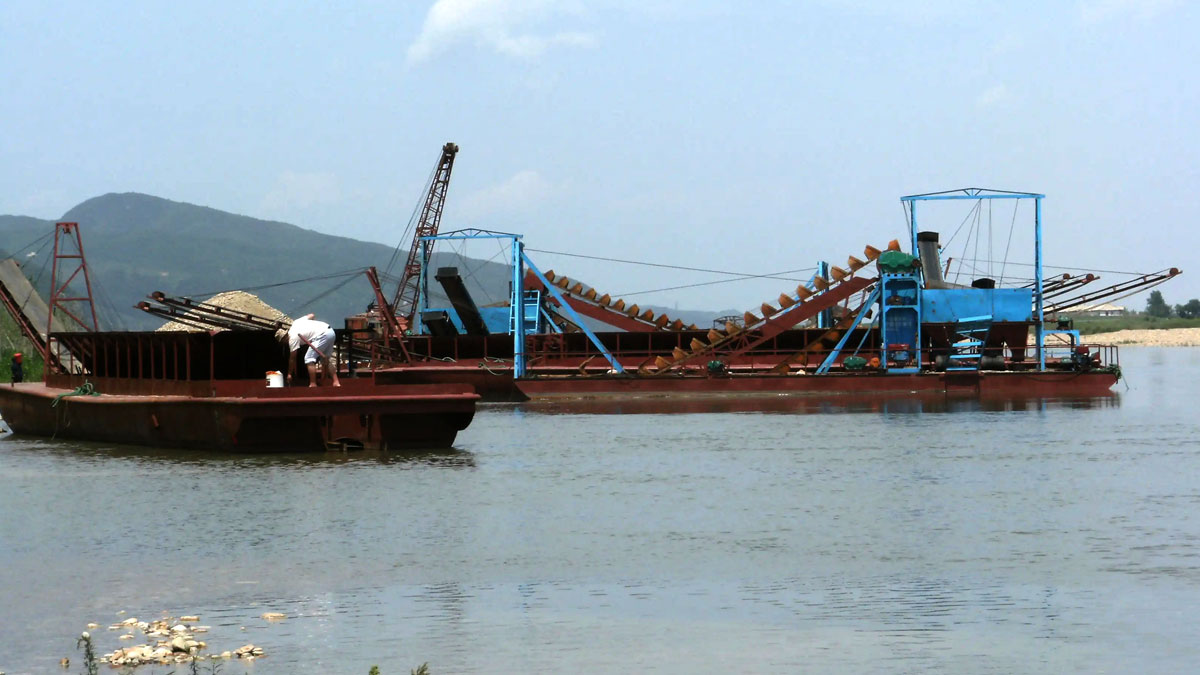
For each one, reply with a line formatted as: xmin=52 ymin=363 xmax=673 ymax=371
xmin=1 ymin=0 xmax=1196 ymax=312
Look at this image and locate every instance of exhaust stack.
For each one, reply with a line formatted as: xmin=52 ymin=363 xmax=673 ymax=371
xmin=916 ymin=231 xmax=965 ymax=289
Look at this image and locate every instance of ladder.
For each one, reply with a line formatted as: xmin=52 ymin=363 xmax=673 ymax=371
xmin=945 ymin=315 xmax=993 ymax=371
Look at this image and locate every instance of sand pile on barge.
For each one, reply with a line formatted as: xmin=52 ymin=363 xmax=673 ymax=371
xmin=155 ymin=290 xmax=290 ymax=332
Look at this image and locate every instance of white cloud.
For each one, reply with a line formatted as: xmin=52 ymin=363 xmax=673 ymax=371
xmin=1080 ymin=0 xmax=1179 ymax=22
xmin=260 ymin=171 xmax=342 ymax=213
xmin=459 ymin=169 xmax=552 ymax=220
xmin=975 ymin=83 xmax=1009 ymax=109
xmin=407 ymin=0 xmax=597 ymax=64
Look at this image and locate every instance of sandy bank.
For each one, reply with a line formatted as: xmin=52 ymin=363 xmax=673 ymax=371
xmin=1082 ymin=327 xmax=1200 ymax=347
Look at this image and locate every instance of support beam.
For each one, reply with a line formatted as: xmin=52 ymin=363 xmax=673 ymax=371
xmin=521 ymin=253 xmax=624 ymax=374
xmin=816 ymin=285 xmax=881 ymax=374
xmin=659 ymin=276 xmax=874 ymax=373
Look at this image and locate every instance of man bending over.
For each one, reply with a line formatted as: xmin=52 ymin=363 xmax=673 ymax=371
xmin=281 ymin=313 xmax=341 ymax=387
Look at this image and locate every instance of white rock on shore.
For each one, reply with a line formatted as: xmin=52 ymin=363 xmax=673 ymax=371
xmin=95 ymin=614 xmax=243 ymax=668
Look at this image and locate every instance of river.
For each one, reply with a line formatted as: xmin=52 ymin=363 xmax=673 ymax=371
xmin=1 ymin=347 xmax=1198 ymax=673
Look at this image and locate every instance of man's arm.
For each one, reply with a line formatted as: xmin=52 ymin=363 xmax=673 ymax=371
xmin=286 ymin=348 xmax=300 ymax=384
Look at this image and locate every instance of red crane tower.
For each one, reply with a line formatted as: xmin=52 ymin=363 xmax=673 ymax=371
xmin=392 ymin=142 xmax=459 ymax=327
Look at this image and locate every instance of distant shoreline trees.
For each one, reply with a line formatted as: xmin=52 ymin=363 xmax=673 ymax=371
xmin=1144 ymin=290 xmax=1200 ymax=319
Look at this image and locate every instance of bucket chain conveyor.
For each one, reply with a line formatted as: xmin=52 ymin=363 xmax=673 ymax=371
xmin=650 ymin=244 xmax=886 ymax=375
xmin=523 ymin=270 xmax=696 ymax=333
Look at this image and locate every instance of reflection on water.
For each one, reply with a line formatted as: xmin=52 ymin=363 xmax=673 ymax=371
xmin=1 ymin=438 xmax=477 ymax=468
xmin=0 ymin=348 xmax=1197 ymax=673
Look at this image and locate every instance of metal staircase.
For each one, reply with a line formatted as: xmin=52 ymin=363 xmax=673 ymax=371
xmin=945 ymin=315 xmax=993 ymax=371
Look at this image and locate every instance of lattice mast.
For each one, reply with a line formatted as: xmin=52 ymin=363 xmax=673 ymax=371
xmin=48 ymin=221 xmax=99 ymax=336
xmin=43 ymin=222 xmax=99 ymax=374
xmin=392 ymin=142 xmax=459 ymax=324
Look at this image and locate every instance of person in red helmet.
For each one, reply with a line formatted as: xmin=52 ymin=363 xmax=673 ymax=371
xmin=10 ymin=352 xmax=23 ymax=384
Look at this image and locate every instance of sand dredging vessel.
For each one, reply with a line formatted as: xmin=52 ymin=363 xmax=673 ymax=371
xmin=0 ymin=223 xmax=477 ymax=451
xmin=309 ymin=170 xmax=1179 ymax=401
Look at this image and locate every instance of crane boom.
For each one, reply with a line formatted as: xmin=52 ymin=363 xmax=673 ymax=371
xmin=392 ymin=142 xmax=459 ymax=323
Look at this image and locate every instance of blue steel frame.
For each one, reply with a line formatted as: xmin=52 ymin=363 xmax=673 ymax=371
xmin=816 ymin=285 xmax=881 ymax=374
xmin=418 ymin=229 xmax=624 ymax=378
xmin=816 ymin=261 xmax=831 ymax=329
xmin=521 ymin=254 xmax=624 ymax=375
xmin=900 ymin=188 xmax=1047 ymax=370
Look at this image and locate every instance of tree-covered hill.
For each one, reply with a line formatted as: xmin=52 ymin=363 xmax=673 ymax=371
xmin=0 ymin=193 xmax=513 ymax=330
xmin=0 ymin=192 xmax=730 ymax=333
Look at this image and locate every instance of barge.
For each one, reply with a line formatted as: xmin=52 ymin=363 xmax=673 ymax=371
xmin=348 ymin=188 xmax=1179 ymax=401
xmin=0 ymin=223 xmax=478 ymax=451
xmin=0 ymin=328 xmax=478 ymax=452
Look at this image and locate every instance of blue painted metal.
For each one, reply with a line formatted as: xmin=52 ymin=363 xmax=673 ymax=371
xmin=520 ymin=252 xmax=625 ymax=375
xmin=417 ymin=229 xmax=526 ymax=374
xmin=418 ymin=228 xmax=624 ymax=376
xmin=511 ymin=238 xmax=524 ymax=376
xmin=816 ymin=284 xmax=880 ymax=375
xmin=422 ymin=228 xmax=523 ymax=241
xmin=1035 ymin=196 xmax=1045 ymax=369
xmin=816 ymin=261 xmax=830 ymax=329
xmin=944 ymin=315 xmax=993 ymax=372
xmin=421 ymin=305 xmax=520 ymax=334
xmin=900 ymin=188 xmax=1046 ymax=371
xmin=415 ymin=242 xmax=431 ymax=328
xmin=879 ymin=272 xmax=921 ymax=374
xmin=522 ymin=289 xmax=544 ymax=334
xmin=902 ymin=188 xmax=1044 ymax=200
xmin=921 ymin=288 xmax=1032 ymax=323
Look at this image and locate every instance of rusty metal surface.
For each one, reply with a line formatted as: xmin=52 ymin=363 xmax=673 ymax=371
xmin=0 ymin=379 xmax=477 ymax=451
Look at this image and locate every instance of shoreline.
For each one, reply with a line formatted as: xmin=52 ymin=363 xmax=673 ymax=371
xmin=1081 ymin=327 xmax=1200 ymax=347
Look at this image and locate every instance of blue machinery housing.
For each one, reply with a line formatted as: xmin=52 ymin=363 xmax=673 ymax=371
xmin=415 ymin=189 xmax=1057 ymax=377
xmin=903 ymin=188 xmax=1047 ymax=370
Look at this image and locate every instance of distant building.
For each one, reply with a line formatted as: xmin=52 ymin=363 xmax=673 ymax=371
xmin=1070 ymin=303 xmax=1127 ymax=317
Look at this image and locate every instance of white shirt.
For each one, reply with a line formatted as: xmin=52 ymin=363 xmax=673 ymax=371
xmin=287 ymin=317 xmax=331 ymax=352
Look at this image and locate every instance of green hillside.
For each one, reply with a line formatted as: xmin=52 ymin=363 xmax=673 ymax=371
xmin=0 ymin=192 xmax=731 ymax=336
xmin=0 ymin=193 xmax=513 ymax=330
xmin=0 ymin=303 xmax=43 ymax=382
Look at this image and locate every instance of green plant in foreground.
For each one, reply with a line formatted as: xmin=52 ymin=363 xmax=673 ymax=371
xmin=75 ymin=632 xmax=99 ymax=675
xmin=369 ymin=667 xmax=381 ymax=675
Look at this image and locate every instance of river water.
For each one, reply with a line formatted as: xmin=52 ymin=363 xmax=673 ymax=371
xmin=1 ymin=347 xmax=1198 ymax=674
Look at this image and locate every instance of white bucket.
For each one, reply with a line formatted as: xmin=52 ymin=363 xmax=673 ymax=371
xmin=266 ymin=371 xmax=284 ymax=388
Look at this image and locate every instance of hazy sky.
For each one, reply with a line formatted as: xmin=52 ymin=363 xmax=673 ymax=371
xmin=2 ymin=0 xmax=1196 ymax=310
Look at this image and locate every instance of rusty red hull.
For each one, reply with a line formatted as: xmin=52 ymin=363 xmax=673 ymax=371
xmin=378 ymin=364 xmax=1118 ymax=400
xmin=517 ymin=370 xmax=1118 ymax=397
xmin=0 ymin=380 xmax=478 ymax=452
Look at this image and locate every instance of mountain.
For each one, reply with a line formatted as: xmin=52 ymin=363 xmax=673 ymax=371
xmin=0 ymin=193 xmax=728 ymax=332
xmin=0 ymin=193 xmax=513 ymax=330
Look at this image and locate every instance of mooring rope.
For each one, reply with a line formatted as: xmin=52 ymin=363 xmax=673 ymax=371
xmin=51 ymin=381 xmax=100 ymax=407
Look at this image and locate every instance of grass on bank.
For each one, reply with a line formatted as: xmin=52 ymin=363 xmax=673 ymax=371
xmin=0 ymin=305 xmax=43 ymax=383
